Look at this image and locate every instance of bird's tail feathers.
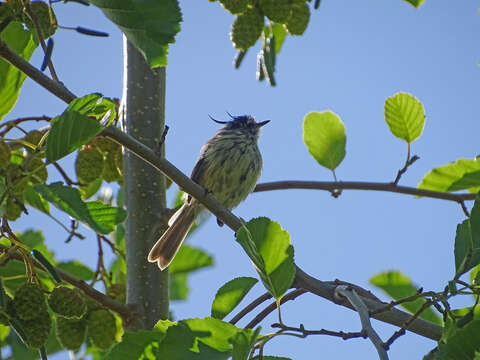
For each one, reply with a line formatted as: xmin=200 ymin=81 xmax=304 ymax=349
xmin=147 ymin=203 xmax=196 ymax=270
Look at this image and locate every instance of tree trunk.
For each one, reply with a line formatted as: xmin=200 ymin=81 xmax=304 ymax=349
xmin=122 ymin=37 xmax=169 ymax=330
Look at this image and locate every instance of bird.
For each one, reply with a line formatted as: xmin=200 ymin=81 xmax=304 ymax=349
xmin=147 ymin=114 xmax=270 ymax=270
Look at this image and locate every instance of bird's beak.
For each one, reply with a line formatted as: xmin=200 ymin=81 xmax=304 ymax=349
xmin=257 ymin=120 xmax=271 ymax=127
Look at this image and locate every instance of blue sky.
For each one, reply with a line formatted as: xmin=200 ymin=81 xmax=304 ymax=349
xmin=7 ymin=0 xmax=480 ymax=358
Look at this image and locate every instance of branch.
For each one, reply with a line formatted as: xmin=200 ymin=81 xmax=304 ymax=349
xmin=229 ymin=291 xmax=272 ymax=325
xmin=294 ymin=267 xmax=442 ymax=341
xmin=254 ymin=180 xmax=475 ymax=202
xmin=335 ymin=285 xmax=389 ymax=360
xmin=271 ymin=322 xmax=366 ymax=340
xmin=0 ymin=40 xmax=76 ymax=103
xmin=0 ymin=243 xmax=135 ymax=325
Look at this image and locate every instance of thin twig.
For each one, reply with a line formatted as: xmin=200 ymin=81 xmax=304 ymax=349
xmin=0 ymin=116 xmax=51 ymax=137
xmin=383 ymin=300 xmax=433 ymax=350
xmin=271 ymin=322 xmax=367 ymax=340
xmin=335 ymin=285 xmax=389 ymax=360
xmin=369 ymin=288 xmax=436 ymax=316
xmin=53 ymin=162 xmax=80 ymax=186
xmin=230 ymin=292 xmax=272 ymax=325
xmin=459 ymin=200 xmax=471 ymax=217
xmin=245 ymin=289 xmax=308 ymax=329
xmin=393 ymin=143 xmax=419 ymax=185
xmin=99 ymin=234 xmax=125 ymax=259
xmin=23 ymin=2 xmax=59 ymax=82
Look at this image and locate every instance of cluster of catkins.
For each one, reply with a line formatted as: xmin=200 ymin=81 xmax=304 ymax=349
xmin=75 ymin=137 xmax=123 ymax=185
xmin=0 ymin=282 xmax=121 ymax=351
xmin=0 ymin=131 xmax=48 ymax=221
xmin=215 ymin=0 xmax=311 ymax=51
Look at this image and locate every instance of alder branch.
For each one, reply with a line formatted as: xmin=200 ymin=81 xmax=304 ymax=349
xmin=0 ymin=115 xmax=51 ymax=137
xmin=271 ymin=322 xmax=367 ymax=340
xmin=335 ymin=285 xmax=388 ymax=360
xmin=254 ymin=181 xmax=476 ymax=202
xmin=230 ymin=291 xmax=272 ymax=325
xmin=0 ymin=243 xmax=135 ymax=325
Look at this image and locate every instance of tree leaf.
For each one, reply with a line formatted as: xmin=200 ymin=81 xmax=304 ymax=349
xmin=418 ymin=158 xmax=480 ymax=193
xmin=303 ymin=111 xmax=346 ymax=171
xmin=105 ymin=330 xmax=164 ymax=360
xmin=271 ymin=23 xmax=287 ymax=54
xmin=370 ymin=271 xmax=442 ymax=325
xmin=438 ymin=309 xmax=480 ymax=360
xmin=384 ymin=92 xmax=425 ymax=143
xmin=24 ymin=185 xmax=50 ymax=214
xmin=46 ymin=111 xmax=103 ymax=163
xmin=170 ymin=273 xmax=189 ymax=301
xmin=66 ymin=93 xmax=116 ymax=124
xmin=402 ymin=0 xmax=425 ymax=8
xmin=230 ymin=327 xmax=261 ymax=360
xmin=236 ymin=217 xmax=295 ymax=301
xmin=89 ymin=0 xmax=182 ymax=68
xmin=33 ymin=182 xmax=127 ymax=234
xmin=0 ymin=22 xmax=38 ymax=121
xmin=211 ymin=277 xmax=258 ymax=320
xmin=57 ymin=261 xmax=95 ymax=281
xmin=169 ymin=245 xmax=214 ymax=275
xmin=455 ymin=196 xmax=480 ymax=277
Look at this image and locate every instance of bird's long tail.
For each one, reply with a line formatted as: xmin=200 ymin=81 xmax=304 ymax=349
xmin=147 ymin=203 xmax=196 ymax=270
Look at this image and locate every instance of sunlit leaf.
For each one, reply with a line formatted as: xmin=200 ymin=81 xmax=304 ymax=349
xmin=370 ymin=271 xmax=441 ymax=325
xmin=236 ymin=217 xmax=295 ymax=300
xmin=89 ymin=0 xmax=182 ymax=68
xmin=33 ymin=182 xmax=127 ymax=234
xmin=384 ymin=92 xmax=425 ymax=143
xmin=211 ymin=277 xmax=258 ymax=320
xmin=418 ymin=158 xmax=480 ymax=193
xmin=169 ymin=245 xmax=213 ymax=275
xmin=0 ymin=22 xmax=38 ymax=121
xmin=303 ymin=111 xmax=346 ymax=171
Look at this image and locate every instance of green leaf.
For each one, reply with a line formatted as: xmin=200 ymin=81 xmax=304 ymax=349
xmin=24 ymin=185 xmax=50 ymax=214
xmin=0 ymin=22 xmax=38 ymax=121
xmin=303 ymin=111 xmax=346 ymax=171
xmin=57 ymin=261 xmax=95 ymax=281
xmin=438 ymin=309 xmax=480 ymax=360
xmin=211 ymin=277 xmax=258 ymax=320
xmin=89 ymin=0 xmax=182 ymax=68
xmin=370 ymin=271 xmax=442 ymax=325
xmin=230 ymin=327 xmax=261 ymax=360
xmin=271 ymin=23 xmax=287 ymax=54
xmin=0 ymin=324 xmax=10 ymax=342
xmin=19 ymin=230 xmax=56 ymax=265
xmin=46 ymin=111 xmax=103 ymax=162
xmin=455 ymin=196 xmax=480 ymax=277
xmin=79 ymin=177 xmax=103 ymax=200
xmin=0 ymin=176 xmax=6 ymax=216
xmin=170 ymin=273 xmax=189 ymax=301
xmin=169 ymin=245 xmax=214 ymax=275
xmin=236 ymin=217 xmax=295 ymax=301
xmin=66 ymin=93 xmax=116 ymax=124
xmin=384 ymin=92 xmax=425 ymax=143
xmin=33 ymin=182 xmax=127 ymax=234
xmin=402 ymin=0 xmax=425 ymax=8
xmin=106 ymin=330 xmax=164 ymax=360
xmin=418 ymin=158 xmax=480 ymax=193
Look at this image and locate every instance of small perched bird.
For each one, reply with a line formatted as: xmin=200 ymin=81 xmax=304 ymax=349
xmin=148 ymin=114 xmax=270 ymax=270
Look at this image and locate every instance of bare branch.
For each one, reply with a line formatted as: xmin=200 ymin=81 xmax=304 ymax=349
xmin=335 ymin=285 xmax=389 ymax=360
xmin=229 ymin=292 xmax=272 ymax=325
xmin=271 ymin=322 xmax=367 ymax=340
xmin=254 ymin=180 xmax=475 ymax=202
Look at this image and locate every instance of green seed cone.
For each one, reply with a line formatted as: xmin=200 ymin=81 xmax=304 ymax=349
xmin=75 ymin=146 xmax=105 ymax=184
xmin=259 ymin=0 xmax=294 ymax=23
xmin=20 ymin=308 xmax=52 ymax=348
xmin=56 ymin=315 xmax=87 ymax=351
xmin=285 ymin=2 xmax=310 ymax=35
xmin=0 ymin=141 xmax=11 ymax=169
xmin=48 ymin=286 xmax=87 ymax=319
xmin=219 ymin=0 xmax=249 ymax=14
xmin=87 ymin=309 xmax=117 ymax=350
xmin=13 ymin=283 xmax=47 ymax=321
xmin=231 ymin=7 xmax=264 ymax=51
